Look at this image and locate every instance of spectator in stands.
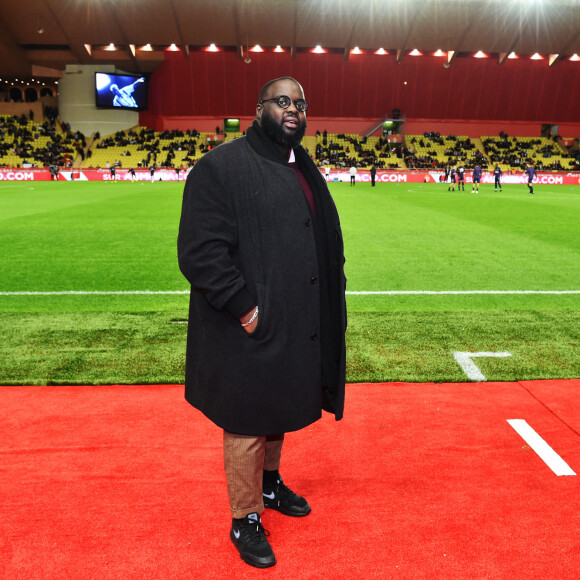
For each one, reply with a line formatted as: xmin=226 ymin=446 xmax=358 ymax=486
xmin=493 ymin=165 xmax=503 ymax=192
xmin=177 ymin=76 xmax=346 ymax=570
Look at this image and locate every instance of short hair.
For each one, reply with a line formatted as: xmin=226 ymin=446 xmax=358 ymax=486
xmin=258 ymin=77 xmax=301 ymax=102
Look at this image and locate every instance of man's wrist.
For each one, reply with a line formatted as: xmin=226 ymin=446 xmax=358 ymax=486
xmin=240 ymin=306 xmax=258 ymax=327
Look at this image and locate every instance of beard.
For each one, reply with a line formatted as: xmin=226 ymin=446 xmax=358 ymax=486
xmin=260 ymin=109 xmax=307 ymax=149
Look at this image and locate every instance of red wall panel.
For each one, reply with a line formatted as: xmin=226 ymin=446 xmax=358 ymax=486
xmin=145 ymin=50 xmax=579 ymax=124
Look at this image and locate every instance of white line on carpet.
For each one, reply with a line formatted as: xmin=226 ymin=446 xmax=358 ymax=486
xmin=507 ymin=419 xmax=576 ymax=476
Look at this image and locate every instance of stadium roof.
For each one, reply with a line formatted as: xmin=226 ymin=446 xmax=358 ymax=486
xmin=1 ymin=0 xmax=580 ymax=79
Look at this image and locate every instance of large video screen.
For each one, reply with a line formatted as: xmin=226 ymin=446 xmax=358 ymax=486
xmin=95 ymin=72 xmax=148 ymax=111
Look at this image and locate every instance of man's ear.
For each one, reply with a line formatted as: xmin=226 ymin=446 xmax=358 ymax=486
xmin=256 ymin=104 xmax=263 ymax=121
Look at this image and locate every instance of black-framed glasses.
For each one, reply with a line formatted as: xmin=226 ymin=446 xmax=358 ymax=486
xmin=259 ymin=95 xmax=309 ymax=113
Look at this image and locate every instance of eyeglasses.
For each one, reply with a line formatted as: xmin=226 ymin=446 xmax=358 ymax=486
xmin=259 ymin=95 xmax=309 ymax=113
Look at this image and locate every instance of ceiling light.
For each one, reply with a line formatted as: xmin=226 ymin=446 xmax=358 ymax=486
xmin=249 ymin=45 xmax=264 ymax=53
xmin=375 ymin=48 xmax=388 ymax=55
xmin=274 ymin=45 xmax=285 ymax=53
xmin=206 ymin=43 xmax=219 ymax=52
xmin=530 ymin=53 xmax=543 ymax=60
xmin=570 ymin=54 xmax=580 ymax=61
xmin=434 ymin=49 xmax=446 ymax=57
xmin=350 ymin=47 xmax=362 ymax=55
xmin=409 ymin=49 xmax=422 ymax=56
xmin=508 ymin=52 xmax=518 ymax=59
xmin=167 ymin=44 xmax=180 ymax=51
xmin=312 ymin=45 xmax=326 ymax=54
xmin=474 ymin=51 xmax=487 ymax=58
xmin=141 ymin=44 xmax=153 ymax=51
xmin=105 ymin=43 xmax=116 ymax=51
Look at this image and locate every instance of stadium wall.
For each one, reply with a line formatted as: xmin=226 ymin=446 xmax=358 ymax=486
xmin=58 ymin=64 xmax=140 ymax=136
xmin=142 ymin=50 xmax=580 ymax=125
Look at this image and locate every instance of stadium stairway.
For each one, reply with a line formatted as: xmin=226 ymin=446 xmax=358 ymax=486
xmin=471 ymin=137 xmax=492 ymax=165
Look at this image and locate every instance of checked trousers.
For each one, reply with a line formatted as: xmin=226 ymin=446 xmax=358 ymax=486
xmin=223 ymin=431 xmax=284 ymax=519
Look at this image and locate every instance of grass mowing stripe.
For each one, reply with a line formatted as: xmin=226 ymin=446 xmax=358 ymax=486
xmin=1 ymin=290 xmax=579 ymax=296
xmin=0 ymin=309 xmax=577 ymax=385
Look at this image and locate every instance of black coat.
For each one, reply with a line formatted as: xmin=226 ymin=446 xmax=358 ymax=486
xmin=178 ymin=122 xmax=346 ymax=435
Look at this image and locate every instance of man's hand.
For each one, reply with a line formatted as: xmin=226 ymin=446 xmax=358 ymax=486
xmin=239 ymin=306 xmax=258 ymax=334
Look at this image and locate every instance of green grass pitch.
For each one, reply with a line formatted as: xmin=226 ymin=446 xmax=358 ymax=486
xmin=0 ymin=179 xmax=578 ymax=385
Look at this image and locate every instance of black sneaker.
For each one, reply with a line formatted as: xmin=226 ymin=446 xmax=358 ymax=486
xmin=230 ymin=512 xmax=276 ymax=568
xmin=263 ymin=473 xmax=311 ymax=517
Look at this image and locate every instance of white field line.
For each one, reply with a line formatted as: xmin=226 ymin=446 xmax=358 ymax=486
xmin=0 ymin=290 xmax=579 ymax=297
xmin=507 ymin=419 xmax=576 ymax=476
xmin=453 ymin=351 xmax=512 ymax=382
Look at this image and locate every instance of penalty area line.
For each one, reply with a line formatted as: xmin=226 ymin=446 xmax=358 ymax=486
xmin=1 ymin=290 xmax=579 ymax=297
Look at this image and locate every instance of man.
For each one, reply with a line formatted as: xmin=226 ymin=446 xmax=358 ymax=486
xmin=178 ymin=77 xmax=347 ymax=569
xmin=448 ymin=165 xmax=456 ymax=191
xmin=493 ymin=164 xmax=502 ymax=192
xmin=370 ymin=164 xmax=377 ymax=187
xmin=324 ymin=164 xmax=331 ymax=182
xmin=456 ymin=163 xmax=465 ymax=191
xmin=349 ymin=164 xmax=357 ymax=185
xmin=110 ymin=77 xmax=144 ymax=108
xmin=525 ymin=163 xmax=536 ymax=194
xmin=149 ymin=164 xmax=155 ymax=183
xmin=472 ymin=164 xmax=482 ymax=193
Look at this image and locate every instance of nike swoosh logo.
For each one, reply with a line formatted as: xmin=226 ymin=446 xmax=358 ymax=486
xmin=233 ymin=529 xmax=240 ymax=539
xmin=263 ymin=491 xmax=275 ymax=500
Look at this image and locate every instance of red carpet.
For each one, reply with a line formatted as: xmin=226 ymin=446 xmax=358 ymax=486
xmin=1 ymin=381 xmax=578 ymax=579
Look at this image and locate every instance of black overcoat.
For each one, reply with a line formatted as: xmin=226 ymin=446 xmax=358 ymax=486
xmin=178 ymin=123 xmax=346 ymax=435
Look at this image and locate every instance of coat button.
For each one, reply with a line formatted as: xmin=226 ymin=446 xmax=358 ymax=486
xmin=311 ymin=276 xmax=318 ymax=284
xmin=305 ymin=218 xmax=312 ymax=226
xmin=310 ymin=333 xmax=318 ymax=341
